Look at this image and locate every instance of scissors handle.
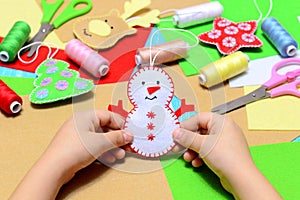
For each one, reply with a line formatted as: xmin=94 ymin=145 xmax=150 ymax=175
xmin=263 ymin=58 xmax=300 ymax=89
xmin=52 ymin=0 xmax=92 ymax=28
xmin=41 ymin=0 xmax=64 ymax=24
xmin=270 ymin=79 xmax=300 ymax=98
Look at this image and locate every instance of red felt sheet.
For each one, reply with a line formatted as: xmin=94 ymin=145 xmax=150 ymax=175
xmin=0 ymin=27 xmax=152 ymax=84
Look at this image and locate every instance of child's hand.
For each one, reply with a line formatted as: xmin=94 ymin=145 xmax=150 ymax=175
xmin=10 ymin=110 xmax=133 ymax=200
xmin=172 ymin=112 xmax=282 ymax=200
xmin=47 ymin=110 xmax=133 ymax=182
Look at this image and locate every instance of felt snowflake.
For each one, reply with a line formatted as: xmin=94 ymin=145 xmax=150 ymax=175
xmin=198 ymin=17 xmax=263 ymax=55
xmin=30 ymin=59 xmax=94 ymax=104
xmin=147 ymin=122 xmax=155 ymax=130
xmin=147 ymin=133 xmax=155 ymax=141
xmin=146 ymin=111 xmax=156 ymax=119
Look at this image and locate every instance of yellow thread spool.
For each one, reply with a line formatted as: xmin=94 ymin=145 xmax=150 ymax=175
xmin=198 ymin=51 xmax=249 ymax=88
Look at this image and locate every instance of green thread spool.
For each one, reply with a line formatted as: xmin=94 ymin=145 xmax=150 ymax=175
xmin=0 ymin=21 xmax=31 ymax=63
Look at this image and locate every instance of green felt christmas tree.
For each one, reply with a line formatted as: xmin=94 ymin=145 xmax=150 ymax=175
xmin=30 ymin=59 xmax=94 ymax=104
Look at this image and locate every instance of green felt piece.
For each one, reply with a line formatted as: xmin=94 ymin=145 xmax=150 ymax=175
xmin=0 ymin=77 xmax=34 ymax=96
xmin=30 ymin=59 xmax=94 ymax=104
xmin=157 ymin=0 xmax=300 ymax=76
xmin=162 ymin=142 xmax=300 ymax=200
xmin=251 ymin=142 xmax=300 ymax=200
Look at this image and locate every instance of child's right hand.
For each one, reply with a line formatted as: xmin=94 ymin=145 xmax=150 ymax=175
xmin=172 ymin=112 xmax=282 ymax=200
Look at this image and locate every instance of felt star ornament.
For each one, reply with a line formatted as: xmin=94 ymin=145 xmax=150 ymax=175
xmin=198 ymin=17 xmax=263 ymax=55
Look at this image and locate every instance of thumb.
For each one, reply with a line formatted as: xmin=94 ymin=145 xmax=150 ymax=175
xmin=173 ymin=128 xmax=205 ymax=154
xmin=102 ymin=130 xmax=133 ymax=153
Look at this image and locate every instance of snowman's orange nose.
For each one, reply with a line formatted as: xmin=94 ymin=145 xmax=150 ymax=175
xmin=147 ymin=86 xmax=160 ymax=95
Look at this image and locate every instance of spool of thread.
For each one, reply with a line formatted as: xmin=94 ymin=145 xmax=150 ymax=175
xmin=198 ymin=51 xmax=249 ymax=88
xmin=0 ymin=21 xmax=31 ymax=63
xmin=0 ymin=80 xmax=23 ymax=115
xmin=135 ymin=40 xmax=189 ymax=66
xmin=65 ymin=39 xmax=110 ymax=78
xmin=261 ymin=17 xmax=298 ymax=57
xmin=173 ymin=1 xmax=223 ymax=28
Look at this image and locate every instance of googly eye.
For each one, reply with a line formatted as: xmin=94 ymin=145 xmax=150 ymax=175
xmin=156 ymin=81 xmax=160 ymax=85
xmin=142 ymin=81 xmax=145 ymax=85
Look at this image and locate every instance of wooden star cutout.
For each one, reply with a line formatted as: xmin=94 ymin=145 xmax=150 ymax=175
xmin=198 ymin=17 xmax=263 ymax=55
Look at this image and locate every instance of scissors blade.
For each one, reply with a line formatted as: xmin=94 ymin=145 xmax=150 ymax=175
xmin=24 ymin=23 xmax=54 ymax=57
xmin=211 ymin=86 xmax=270 ymax=115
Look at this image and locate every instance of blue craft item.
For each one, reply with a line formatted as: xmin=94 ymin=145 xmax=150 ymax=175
xmin=0 ymin=66 xmax=36 ymax=78
xmin=261 ymin=17 xmax=298 ymax=57
xmin=292 ymin=135 xmax=300 ymax=142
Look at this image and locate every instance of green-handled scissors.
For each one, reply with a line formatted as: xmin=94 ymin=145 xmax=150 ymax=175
xmin=25 ymin=0 xmax=92 ymax=57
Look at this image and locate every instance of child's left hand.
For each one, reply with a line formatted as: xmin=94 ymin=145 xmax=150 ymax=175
xmin=10 ymin=110 xmax=133 ymax=200
xmin=56 ymin=110 xmax=133 ymax=178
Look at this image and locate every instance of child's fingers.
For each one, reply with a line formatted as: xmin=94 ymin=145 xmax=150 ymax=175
xmin=78 ymin=130 xmax=133 ymax=159
xmin=94 ymin=110 xmax=125 ymax=129
xmin=98 ymin=151 xmax=116 ymax=164
xmin=172 ymin=143 xmax=185 ymax=153
xmin=173 ymin=128 xmax=205 ymax=154
xmin=110 ymin=148 xmax=126 ymax=160
xmin=180 ymin=112 xmax=213 ymax=131
xmin=183 ymin=149 xmax=199 ymax=162
xmin=191 ymin=157 xmax=204 ymax=167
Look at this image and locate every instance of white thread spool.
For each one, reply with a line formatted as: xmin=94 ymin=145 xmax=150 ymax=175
xmin=65 ymin=39 xmax=110 ymax=78
xmin=173 ymin=1 xmax=224 ymax=28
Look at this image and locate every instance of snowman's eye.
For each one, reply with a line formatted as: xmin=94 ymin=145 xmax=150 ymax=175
xmin=142 ymin=81 xmax=145 ymax=85
xmin=156 ymin=81 xmax=160 ymax=85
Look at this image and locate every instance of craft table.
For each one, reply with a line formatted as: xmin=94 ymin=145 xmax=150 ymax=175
xmin=0 ymin=0 xmax=299 ymax=199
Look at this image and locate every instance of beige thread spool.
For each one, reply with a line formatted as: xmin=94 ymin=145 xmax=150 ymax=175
xmin=135 ymin=40 xmax=189 ymax=66
xmin=198 ymin=51 xmax=249 ymax=88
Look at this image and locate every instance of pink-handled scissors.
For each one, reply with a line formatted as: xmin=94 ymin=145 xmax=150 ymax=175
xmin=212 ymin=57 xmax=300 ymax=115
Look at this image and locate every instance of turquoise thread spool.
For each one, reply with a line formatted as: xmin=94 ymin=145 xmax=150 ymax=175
xmin=0 ymin=21 xmax=31 ymax=62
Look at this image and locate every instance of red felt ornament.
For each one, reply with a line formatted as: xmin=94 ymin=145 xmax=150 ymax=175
xmin=198 ymin=17 xmax=263 ymax=55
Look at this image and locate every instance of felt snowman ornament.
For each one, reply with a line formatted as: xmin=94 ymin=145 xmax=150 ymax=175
xmin=124 ymin=66 xmax=179 ymax=157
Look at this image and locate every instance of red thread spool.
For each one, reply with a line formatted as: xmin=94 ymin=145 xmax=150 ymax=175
xmin=0 ymin=80 xmax=23 ymax=115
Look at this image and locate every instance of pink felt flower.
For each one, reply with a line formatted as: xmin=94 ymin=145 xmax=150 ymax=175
xmin=75 ymin=80 xmax=88 ymax=90
xmin=55 ymin=80 xmax=69 ymax=91
xmin=35 ymin=89 xmax=49 ymax=99
xmin=61 ymin=71 xmax=73 ymax=78
xmin=40 ymin=77 xmax=52 ymax=86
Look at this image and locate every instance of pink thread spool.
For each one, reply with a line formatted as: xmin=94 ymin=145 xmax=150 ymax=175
xmin=65 ymin=39 xmax=110 ymax=78
xmin=135 ymin=40 xmax=189 ymax=66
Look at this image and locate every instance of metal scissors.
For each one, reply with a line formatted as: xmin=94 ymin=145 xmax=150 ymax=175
xmin=24 ymin=0 xmax=92 ymax=57
xmin=212 ymin=57 xmax=300 ymax=114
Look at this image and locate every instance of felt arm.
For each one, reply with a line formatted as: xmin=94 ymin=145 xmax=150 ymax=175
xmin=174 ymin=98 xmax=195 ymax=118
xmin=108 ymin=100 xmax=129 ymax=118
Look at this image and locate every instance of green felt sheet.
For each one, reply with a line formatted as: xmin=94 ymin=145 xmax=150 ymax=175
xmin=0 ymin=77 xmax=34 ymax=96
xmin=161 ymin=142 xmax=300 ymax=200
xmin=157 ymin=0 xmax=300 ymax=76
